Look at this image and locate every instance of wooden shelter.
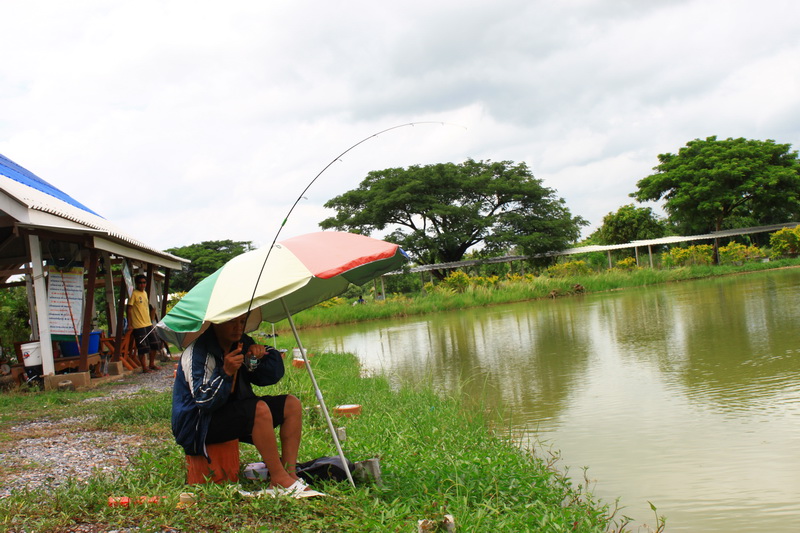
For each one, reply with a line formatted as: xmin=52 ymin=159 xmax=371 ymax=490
xmin=0 ymin=153 xmax=188 ymax=385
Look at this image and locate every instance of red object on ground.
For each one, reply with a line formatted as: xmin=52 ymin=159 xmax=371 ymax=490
xmin=108 ymin=496 xmax=130 ymax=507
xmin=334 ymin=404 xmax=362 ymax=417
xmin=108 ymin=496 xmax=167 ymax=507
xmin=185 ymin=439 xmax=240 ymax=484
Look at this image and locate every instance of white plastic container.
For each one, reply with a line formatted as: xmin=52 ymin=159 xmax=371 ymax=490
xmin=243 ymin=462 xmax=269 ymax=480
xmin=21 ymin=341 xmax=42 ymax=367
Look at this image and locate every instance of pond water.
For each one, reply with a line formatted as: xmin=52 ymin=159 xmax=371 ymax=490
xmin=297 ymin=269 xmax=800 ymax=532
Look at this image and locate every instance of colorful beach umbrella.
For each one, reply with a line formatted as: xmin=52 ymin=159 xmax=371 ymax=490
xmin=157 ymin=231 xmax=408 ymax=348
xmin=157 ymin=231 xmax=408 ymax=487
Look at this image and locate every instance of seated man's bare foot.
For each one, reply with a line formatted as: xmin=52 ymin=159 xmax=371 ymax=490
xmin=285 ymin=465 xmax=300 ymax=481
xmin=269 ymin=473 xmax=298 ymax=489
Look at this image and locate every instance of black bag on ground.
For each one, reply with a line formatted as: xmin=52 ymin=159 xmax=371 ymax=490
xmin=296 ymin=456 xmax=354 ymax=483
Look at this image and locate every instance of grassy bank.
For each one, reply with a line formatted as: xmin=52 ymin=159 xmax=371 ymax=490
xmin=0 ymin=352 xmax=636 ymax=532
xmin=268 ymin=258 xmax=800 ymax=332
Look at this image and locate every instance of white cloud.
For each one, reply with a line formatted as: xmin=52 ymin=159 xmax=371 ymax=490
xmin=2 ymin=0 xmax=799 ymax=251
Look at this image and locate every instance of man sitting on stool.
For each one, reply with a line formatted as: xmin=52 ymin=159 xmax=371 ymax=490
xmin=171 ymin=313 xmax=309 ymax=493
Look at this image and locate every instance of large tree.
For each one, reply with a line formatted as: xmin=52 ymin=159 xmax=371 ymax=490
xmin=633 ymin=136 xmax=800 ymax=235
xmin=320 ymin=159 xmax=586 ymax=274
xmin=166 ymin=240 xmax=253 ymax=292
xmin=592 ymin=204 xmax=668 ymax=245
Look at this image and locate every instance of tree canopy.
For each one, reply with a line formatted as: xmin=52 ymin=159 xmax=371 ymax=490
xmin=320 ymin=159 xmax=586 ymax=273
xmin=632 ymin=136 xmax=800 ymax=234
xmin=591 ymin=204 xmax=668 ymax=245
xmin=166 ymin=240 xmax=253 ymax=292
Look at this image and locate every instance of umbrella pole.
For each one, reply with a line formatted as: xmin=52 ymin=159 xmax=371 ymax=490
xmin=280 ymin=299 xmax=356 ymax=488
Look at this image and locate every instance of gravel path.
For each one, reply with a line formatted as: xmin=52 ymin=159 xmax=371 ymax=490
xmin=0 ymin=367 xmax=175 ymax=499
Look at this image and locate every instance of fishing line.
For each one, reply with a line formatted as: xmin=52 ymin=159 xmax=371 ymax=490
xmin=245 ymin=121 xmax=464 ymax=315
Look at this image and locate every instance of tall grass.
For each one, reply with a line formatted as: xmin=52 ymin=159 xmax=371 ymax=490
xmin=0 ymin=353 xmax=628 ymax=532
xmin=268 ymin=258 xmax=800 ymax=333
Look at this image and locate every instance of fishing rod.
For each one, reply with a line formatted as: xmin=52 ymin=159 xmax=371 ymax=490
xmin=245 ymin=120 xmax=462 ymax=314
xmin=233 ymin=121 xmax=462 ymax=487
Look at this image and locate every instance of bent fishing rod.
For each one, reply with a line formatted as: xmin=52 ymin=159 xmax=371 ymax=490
xmin=233 ymin=121 xmax=463 ymax=487
xmin=245 ymin=120 xmax=463 ymax=314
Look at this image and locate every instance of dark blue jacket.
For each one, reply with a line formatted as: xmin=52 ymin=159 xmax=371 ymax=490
xmin=171 ymin=328 xmax=285 ymax=458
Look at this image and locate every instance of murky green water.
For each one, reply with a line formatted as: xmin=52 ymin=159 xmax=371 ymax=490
xmin=298 ymin=269 xmax=800 ymax=532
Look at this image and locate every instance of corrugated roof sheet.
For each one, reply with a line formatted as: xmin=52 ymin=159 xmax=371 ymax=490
xmin=0 ymin=153 xmax=186 ymax=266
xmin=409 ymin=222 xmax=800 ymax=272
xmin=0 ymin=153 xmax=101 ymax=217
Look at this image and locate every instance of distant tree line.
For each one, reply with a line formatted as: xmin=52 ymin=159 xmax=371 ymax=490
xmin=165 ymin=240 xmax=254 ymax=292
xmin=166 ymin=136 xmax=800 ymax=290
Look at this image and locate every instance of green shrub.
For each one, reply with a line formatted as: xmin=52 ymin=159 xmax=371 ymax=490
xmin=769 ymin=227 xmax=800 ymax=258
xmin=719 ymin=242 xmax=763 ymax=264
xmin=0 ymin=287 xmax=31 ymax=363
xmin=165 ymin=291 xmax=186 ymax=313
xmin=317 ymin=296 xmax=347 ymax=308
xmin=441 ymin=271 xmax=471 ymax=292
xmin=661 ymin=245 xmax=713 ymax=267
xmin=545 ymin=260 xmax=592 ymax=278
xmin=615 ymin=257 xmax=638 ymax=270
xmin=473 ymin=275 xmax=500 ymax=287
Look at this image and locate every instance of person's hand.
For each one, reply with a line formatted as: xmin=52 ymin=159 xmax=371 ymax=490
xmin=244 ymin=344 xmax=266 ymax=371
xmin=246 ymin=344 xmax=266 ymax=360
xmin=223 ymin=342 xmax=244 ymax=376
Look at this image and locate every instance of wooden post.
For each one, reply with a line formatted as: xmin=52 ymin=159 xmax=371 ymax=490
xmin=160 ymin=268 xmax=171 ymax=319
xmin=101 ymin=252 xmax=117 ymax=335
xmin=79 ymin=248 xmax=98 ymax=372
xmin=144 ymin=263 xmax=154 ymax=296
xmin=112 ymin=260 xmax=130 ymax=362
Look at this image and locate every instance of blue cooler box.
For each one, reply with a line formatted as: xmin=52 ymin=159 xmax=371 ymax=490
xmin=58 ymin=331 xmax=101 ymax=356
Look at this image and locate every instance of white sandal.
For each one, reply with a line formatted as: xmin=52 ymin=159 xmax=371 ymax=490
xmin=275 ymin=479 xmax=325 ymax=498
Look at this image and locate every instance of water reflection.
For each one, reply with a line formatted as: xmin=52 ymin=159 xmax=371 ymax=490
xmin=298 ymin=269 xmax=800 ymax=532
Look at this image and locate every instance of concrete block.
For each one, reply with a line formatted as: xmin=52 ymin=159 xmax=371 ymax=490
xmin=107 ymin=361 xmax=125 ymax=376
xmin=43 ymin=372 xmax=91 ymax=391
xmin=57 ymin=380 xmax=75 ymax=391
xmin=354 ymin=457 xmax=383 ymax=487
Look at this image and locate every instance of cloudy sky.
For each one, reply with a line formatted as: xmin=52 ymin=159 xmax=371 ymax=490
xmin=2 ymin=0 xmax=799 ymax=252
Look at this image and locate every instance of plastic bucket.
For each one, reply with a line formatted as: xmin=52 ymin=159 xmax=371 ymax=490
xmin=21 ymin=342 xmax=42 ymax=367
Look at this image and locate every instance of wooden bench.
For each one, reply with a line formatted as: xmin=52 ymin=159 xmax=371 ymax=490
xmin=101 ymin=332 xmax=141 ymax=371
xmin=13 ymin=342 xmax=103 ymax=378
xmin=54 ymin=353 xmax=102 ymax=374
xmin=186 ymin=439 xmax=241 ymax=484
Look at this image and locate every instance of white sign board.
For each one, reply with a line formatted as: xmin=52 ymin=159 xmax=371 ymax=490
xmin=47 ymin=266 xmax=85 ymax=335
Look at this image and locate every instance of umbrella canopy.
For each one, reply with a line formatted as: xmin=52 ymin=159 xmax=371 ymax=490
xmin=157 ymin=231 xmax=407 ymax=348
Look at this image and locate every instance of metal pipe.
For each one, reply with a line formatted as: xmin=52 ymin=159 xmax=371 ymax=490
xmin=280 ymin=298 xmax=356 ymax=488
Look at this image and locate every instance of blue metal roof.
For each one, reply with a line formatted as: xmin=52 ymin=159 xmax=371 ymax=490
xmin=0 ymin=153 xmax=103 ymax=218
